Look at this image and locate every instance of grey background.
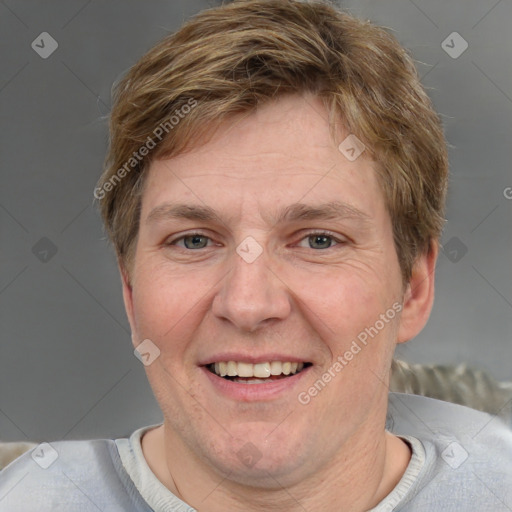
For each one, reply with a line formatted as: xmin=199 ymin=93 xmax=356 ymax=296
xmin=0 ymin=0 xmax=510 ymax=443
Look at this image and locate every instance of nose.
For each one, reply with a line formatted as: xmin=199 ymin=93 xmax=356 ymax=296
xmin=211 ymin=244 xmax=291 ymax=332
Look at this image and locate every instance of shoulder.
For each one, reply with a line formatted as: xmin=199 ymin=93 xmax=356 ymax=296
xmin=387 ymin=393 xmax=512 ymax=510
xmin=0 ymin=438 xmax=151 ymax=512
xmin=388 ymin=391 xmax=512 ymax=446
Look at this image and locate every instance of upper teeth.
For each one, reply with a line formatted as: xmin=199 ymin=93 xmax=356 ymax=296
xmin=212 ymin=361 xmax=304 ymax=378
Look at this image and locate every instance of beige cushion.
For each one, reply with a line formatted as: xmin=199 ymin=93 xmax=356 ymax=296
xmin=0 ymin=442 xmax=36 ymax=471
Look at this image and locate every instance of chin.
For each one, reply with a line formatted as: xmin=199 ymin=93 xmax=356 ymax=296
xmin=198 ymin=422 xmax=315 ymax=487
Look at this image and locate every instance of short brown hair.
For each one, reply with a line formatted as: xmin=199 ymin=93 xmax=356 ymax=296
xmin=96 ymin=0 xmax=448 ymax=283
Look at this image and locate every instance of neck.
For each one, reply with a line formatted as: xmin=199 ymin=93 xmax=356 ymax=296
xmin=142 ymin=419 xmax=411 ymax=512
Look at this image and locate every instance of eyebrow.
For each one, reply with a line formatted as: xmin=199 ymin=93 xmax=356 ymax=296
xmin=145 ymin=201 xmax=372 ymax=227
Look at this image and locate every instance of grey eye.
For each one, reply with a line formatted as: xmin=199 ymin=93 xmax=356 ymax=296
xmin=308 ymin=234 xmax=334 ymax=249
xmin=183 ymin=234 xmax=209 ymax=249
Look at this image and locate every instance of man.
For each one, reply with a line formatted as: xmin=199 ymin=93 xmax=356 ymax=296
xmin=1 ymin=1 xmax=511 ymax=510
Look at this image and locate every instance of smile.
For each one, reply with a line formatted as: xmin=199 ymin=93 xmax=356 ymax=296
xmin=207 ymin=361 xmax=311 ymax=383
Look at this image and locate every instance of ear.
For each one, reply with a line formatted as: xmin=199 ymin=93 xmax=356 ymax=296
xmin=119 ymin=260 xmax=138 ymax=346
xmin=396 ymin=240 xmax=438 ymax=344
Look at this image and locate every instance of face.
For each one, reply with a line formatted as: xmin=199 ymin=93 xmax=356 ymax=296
xmin=122 ymin=94 xmax=432 ymax=487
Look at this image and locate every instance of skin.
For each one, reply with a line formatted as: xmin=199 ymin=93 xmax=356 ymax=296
xmin=121 ymin=94 xmax=437 ymax=511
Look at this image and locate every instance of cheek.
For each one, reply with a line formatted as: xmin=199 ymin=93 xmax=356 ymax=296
xmin=131 ymin=264 xmax=196 ymax=341
xmin=294 ymin=266 xmax=396 ymax=343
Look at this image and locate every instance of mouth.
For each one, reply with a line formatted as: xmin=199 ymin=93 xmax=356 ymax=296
xmin=205 ymin=360 xmax=312 ymax=384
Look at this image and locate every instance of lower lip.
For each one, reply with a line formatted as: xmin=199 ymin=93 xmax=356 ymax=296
xmin=200 ymin=366 xmax=311 ymax=402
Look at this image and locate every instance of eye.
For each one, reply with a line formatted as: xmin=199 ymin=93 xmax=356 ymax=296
xmin=169 ymin=233 xmax=213 ymax=250
xmin=166 ymin=231 xmax=344 ymax=251
xmin=297 ymin=232 xmax=342 ymax=250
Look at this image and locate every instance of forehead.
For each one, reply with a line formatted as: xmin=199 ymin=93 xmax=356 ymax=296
xmin=141 ymin=94 xmax=386 ymax=225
